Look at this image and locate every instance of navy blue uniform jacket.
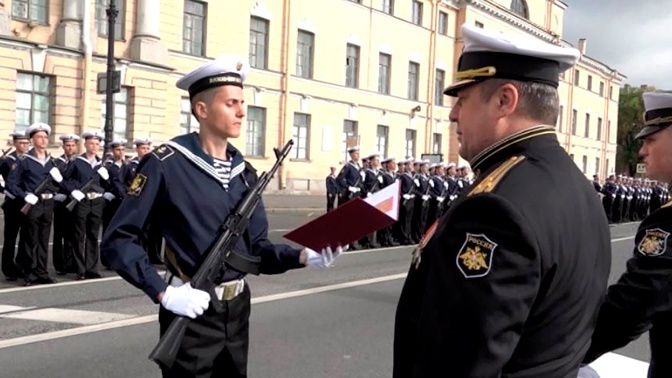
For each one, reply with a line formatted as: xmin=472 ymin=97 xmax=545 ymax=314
xmin=101 ymin=133 xmax=303 ymax=302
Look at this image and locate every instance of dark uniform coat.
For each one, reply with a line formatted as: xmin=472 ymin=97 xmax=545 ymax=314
xmin=393 ymin=126 xmax=611 ymax=378
xmin=583 ymin=196 xmax=672 ymax=378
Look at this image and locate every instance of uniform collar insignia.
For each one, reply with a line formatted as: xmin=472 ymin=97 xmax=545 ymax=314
xmin=469 ymin=125 xmax=556 ymax=172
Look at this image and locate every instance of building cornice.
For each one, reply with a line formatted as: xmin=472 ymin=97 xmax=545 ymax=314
xmin=464 ymin=0 xmax=556 ymax=42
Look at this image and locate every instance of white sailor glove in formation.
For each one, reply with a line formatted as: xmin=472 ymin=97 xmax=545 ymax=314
xmin=54 ymin=194 xmax=67 ymax=202
xmin=304 ymin=246 xmax=343 ymax=269
xmin=103 ymin=192 xmax=116 ymax=201
xmin=160 ymin=283 xmax=210 ymax=319
xmin=402 ymin=194 xmax=413 ymax=200
xmin=422 ymin=195 xmax=430 ymax=201
xmin=577 ymin=365 xmax=600 ymax=378
xmin=24 ymin=193 xmax=38 ymax=205
xmin=348 ymin=186 xmax=361 ymax=193
xmin=49 ymin=167 xmax=63 ymax=183
xmin=97 ymin=166 xmax=109 ymax=181
xmin=71 ymin=190 xmax=85 ymax=202
xmin=437 ymin=196 xmax=445 ymax=203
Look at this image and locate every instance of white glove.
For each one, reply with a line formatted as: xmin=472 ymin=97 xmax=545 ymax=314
xmin=377 ymin=176 xmax=383 ymax=184
xmin=54 ymin=193 xmax=67 ymax=202
xmin=160 ymin=283 xmax=210 ymax=319
xmin=422 ymin=195 xmax=430 ymax=201
xmin=71 ymin=190 xmax=85 ymax=202
xmin=103 ymin=192 xmax=116 ymax=201
xmin=304 ymin=246 xmax=342 ymax=269
xmin=366 ymin=192 xmax=372 ymax=197
xmin=24 ymin=193 xmax=38 ymax=205
xmin=97 ymin=166 xmax=110 ymax=181
xmin=49 ymin=167 xmax=63 ymax=183
xmin=429 ymin=180 xmax=435 ymax=188
xmin=402 ymin=194 xmax=412 ymax=200
xmin=437 ymin=196 xmax=445 ymax=203
xmin=348 ymin=186 xmax=360 ymax=193
xmin=414 ymin=179 xmax=420 ymax=186
xmin=577 ymin=365 xmax=600 ymax=378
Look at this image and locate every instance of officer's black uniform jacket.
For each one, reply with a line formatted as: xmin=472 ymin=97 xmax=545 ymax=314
xmin=100 ymin=133 xmax=303 ymax=302
xmin=5 ymin=149 xmax=58 ymax=200
xmin=583 ymin=192 xmax=672 ymax=378
xmin=393 ymin=126 xmax=611 ymax=378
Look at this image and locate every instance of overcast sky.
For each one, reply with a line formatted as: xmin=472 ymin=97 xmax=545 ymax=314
xmin=563 ymin=0 xmax=672 ymax=90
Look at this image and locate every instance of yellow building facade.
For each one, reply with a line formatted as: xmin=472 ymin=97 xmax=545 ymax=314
xmin=0 ymin=0 xmax=624 ymax=193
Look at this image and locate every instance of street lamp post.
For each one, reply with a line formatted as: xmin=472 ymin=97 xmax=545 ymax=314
xmin=103 ymin=0 xmax=119 ymax=154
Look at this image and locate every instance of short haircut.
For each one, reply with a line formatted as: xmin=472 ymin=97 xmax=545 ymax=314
xmin=479 ymin=79 xmax=560 ymax=125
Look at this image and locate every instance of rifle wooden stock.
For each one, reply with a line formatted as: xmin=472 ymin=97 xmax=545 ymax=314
xmin=148 ymin=139 xmax=294 ymax=370
xmin=20 ymin=175 xmax=55 ymax=215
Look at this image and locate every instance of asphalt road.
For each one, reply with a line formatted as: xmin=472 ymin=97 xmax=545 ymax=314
xmin=0 ymin=213 xmax=648 ymax=378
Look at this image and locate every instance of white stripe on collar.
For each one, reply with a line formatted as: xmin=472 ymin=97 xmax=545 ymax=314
xmin=24 ymin=153 xmax=51 ymax=167
xmin=166 ymin=141 xmax=229 ymax=188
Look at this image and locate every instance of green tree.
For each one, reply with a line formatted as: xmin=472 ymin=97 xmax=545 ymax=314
xmin=616 ymin=85 xmax=656 ymax=175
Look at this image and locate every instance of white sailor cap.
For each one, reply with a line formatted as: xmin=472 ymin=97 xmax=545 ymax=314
xmin=444 ymin=24 xmax=581 ymax=97
xmin=446 ymin=162 xmax=456 ymax=169
xmin=366 ymin=152 xmax=380 ymax=159
xmin=133 ymin=137 xmax=152 ymax=146
xmin=429 ymin=163 xmax=438 ymax=169
xmin=381 ymin=156 xmax=395 ymax=163
xmin=176 ymin=55 xmax=250 ymax=99
xmin=636 ymin=92 xmax=672 ymax=139
xmin=109 ymin=139 xmax=128 ymax=148
xmin=59 ymin=134 xmax=80 ymax=143
xmin=423 ymin=159 xmax=431 ymax=164
xmin=81 ymin=130 xmax=104 ymax=141
xmin=25 ymin=122 xmax=51 ymax=137
xmin=11 ymin=130 xmax=29 ymax=140
xmin=347 ymin=145 xmax=360 ymax=153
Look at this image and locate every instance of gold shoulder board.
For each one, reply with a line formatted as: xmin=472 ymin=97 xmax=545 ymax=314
xmin=467 ymin=156 xmax=526 ymax=197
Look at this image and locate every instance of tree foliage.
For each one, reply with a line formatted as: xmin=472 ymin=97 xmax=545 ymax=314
xmin=616 ymin=85 xmax=656 ymax=175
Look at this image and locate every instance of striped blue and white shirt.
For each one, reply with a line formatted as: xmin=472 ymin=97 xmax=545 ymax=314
xmin=212 ymin=157 xmax=232 ymax=190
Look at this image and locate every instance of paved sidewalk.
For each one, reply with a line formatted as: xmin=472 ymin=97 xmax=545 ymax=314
xmin=263 ymin=194 xmax=325 ymax=212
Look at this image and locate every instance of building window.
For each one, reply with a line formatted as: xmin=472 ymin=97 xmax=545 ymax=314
xmin=595 ymin=157 xmax=601 ymax=175
xmin=378 ymin=53 xmax=391 ymax=95
xmin=435 ymin=69 xmax=445 ymax=106
xmin=296 ymin=30 xmax=314 ymax=79
xmin=15 ymin=72 xmax=51 ymax=134
xmin=405 ymin=129 xmax=416 ymax=158
xmin=475 ymin=21 xmax=484 ymax=28
xmin=510 ymin=0 xmax=529 ymax=19
xmin=101 ymin=87 xmax=130 ymax=141
xmin=608 ymin=120 xmax=612 ymax=142
xmin=609 ymin=86 xmax=614 ymax=100
xmin=412 ymin=1 xmax=423 ymax=26
xmin=382 ymin=0 xmax=394 ymax=14
xmin=179 ymin=97 xmax=199 ymax=134
xmin=597 ymin=117 xmax=603 ymax=141
xmin=343 ymin=120 xmax=358 ymax=161
xmin=408 ymin=62 xmax=420 ymax=101
xmin=599 ymin=81 xmax=605 ymax=97
xmin=95 ymin=0 xmax=125 ymax=39
xmin=246 ymin=106 xmax=266 ymax=157
xmin=557 ymin=105 xmax=564 ymax=132
xmin=571 ymin=109 xmax=577 ymax=135
xmin=376 ymin=125 xmax=389 ymax=157
xmin=432 ymin=133 xmax=442 ymax=154
xmin=573 ymin=70 xmax=580 ymax=86
xmin=587 ymin=75 xmax=593 ymax=91
xmin=249 ymin=17 xmax=269 ymax=69
xmin=584 ymin=113 xmax=590 ymax=138
xmin=292 ymin=113 xmax=310 ymax=159
xmin=11 ymin=0 xmax=48 ymax=24
xmin=183 ymin=0 xmax=206 ymax=56
xmin=606 ymin=158 xmax=610 ymax=174
xmin=346 ymin=44 xmax=360 ymax=88
xmin=438 ymin=12 xmax=448 ymax=35
xmin=582 ymin=155 xmax=587 ymax=174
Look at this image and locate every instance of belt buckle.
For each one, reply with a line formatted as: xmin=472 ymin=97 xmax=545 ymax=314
xmin=222 ymin=284 xmax=237 ymax=301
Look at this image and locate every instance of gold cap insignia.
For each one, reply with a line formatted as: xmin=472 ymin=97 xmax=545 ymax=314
xmin=637 ymin=228 xmax=670 ymax=257
xmin=456 ymin=233 xmax=497 ymax=278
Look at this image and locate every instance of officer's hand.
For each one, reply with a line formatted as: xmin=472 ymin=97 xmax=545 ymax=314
xmin=303 ymin=246 xmax=342 ymax=268
xmin=97 ymin=166 xmax=110 ymax=181
xmin=49 ymin=167 xmax=63 ymax=183
xmin=103 ymin=192 xmax=115 ymax=201
xmin=160 ymin=283 xmax=210 ymax=319
xmin=577 ymin=365 xmax=600 ymax=378
xmin=71 ymin=190 xmax=85 ymax=202
xmin=24 ymin=193 xmax=38 ymax=205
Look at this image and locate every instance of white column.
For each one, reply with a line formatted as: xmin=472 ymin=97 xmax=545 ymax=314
xmin=130 ymin=0 xmax=167 ymax=63
xmin=62 ymin=0 xmax=81 ymax=21
xmin=134 ymin=0 xmax=160 ymax=37
xmin=56 ymin=0 xmax=83 ymax=48
xmin=0 ymin=1 xmax=10 ymax=36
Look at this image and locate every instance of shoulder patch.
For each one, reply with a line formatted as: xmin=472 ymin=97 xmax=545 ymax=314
xmin=468 ymin=156 xmax=525 ymax=197
xmin=10 ymin=162 xmax=17 ymax=171
xmin=151 ymin=145 xmax=175 ymax=161
xmin=456 ymin=233 xmax=497 ymax=278
xmin=637 ymin=228 xmax=670 ymax=257
xmin=127 ymin=174 xmax=147 ymax=197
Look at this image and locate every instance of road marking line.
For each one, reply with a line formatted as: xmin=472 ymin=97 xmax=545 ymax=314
xmin=0 ymin=308 xmax=133 ymax=325
xmin=343 ymin=245 xmax=410 ymax=255
xmin=612 ymin=236 xmax=635 ymax=242
xmin=0 ymin=305 xmax=34 ymax=314
xmin=0 ymin=272 xmax=407 ymax=349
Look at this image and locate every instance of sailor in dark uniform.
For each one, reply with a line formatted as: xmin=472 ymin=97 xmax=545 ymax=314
xmin=395 ymin=158 xmax=415 ymax=245
xmin=62 ymin=131 xmax=110 ymax=280
xmin=583 ymin=92 xmax=672 ymax=378
xmin=336 ymin=146 xmax=362 ymax=207
xmin=5 ymin=123 xmax=62 ymax=285
xmin=101 ymin=139 xmax=128 ymax=268
xmin=425 ymin=163 xmax=445 ymax=230
xmin=411 ymin=160 xmax=430 ymax=243
xmin=362 ymin=152 xmax=383 ymax=248
xmin=379 ymin=157 xmax=398 ymax=247
xmin=101 ymin=56 xmax=341 ymax=378
xmin=325 ymin=166 xmax=339 ymax=212
xmin=601 ymin=175 xmax=617 ymax=223
xmin=52 ymin=134 xmax=79 ymax=275
xmin=1 ymin=131 xmax=30 ymax=281
xmin=394 ymin=25 xmax=610 ymax=377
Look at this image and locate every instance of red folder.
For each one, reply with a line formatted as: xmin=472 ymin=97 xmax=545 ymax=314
xmin=284 ymin=180 xmax=400 ymax=251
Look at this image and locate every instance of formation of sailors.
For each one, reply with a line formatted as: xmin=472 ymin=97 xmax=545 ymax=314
xmin=326 ymin=146 xmax=474 ymax=250
xmin=594 ymin=174 xmax=670 ymax=224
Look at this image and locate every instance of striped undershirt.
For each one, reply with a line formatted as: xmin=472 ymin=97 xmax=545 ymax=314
xmin=212 ymin=157 xmax=232 ymax=190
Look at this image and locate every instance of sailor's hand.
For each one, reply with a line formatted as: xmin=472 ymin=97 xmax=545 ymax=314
xmin=160 ymin=283 xmax=210 ymax=319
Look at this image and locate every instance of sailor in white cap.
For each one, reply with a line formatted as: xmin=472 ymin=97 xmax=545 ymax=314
xmin=5 ymin=122 xmax=61 ymax=285
xmin=583 ymin=92 xmax=672 ymax=378
xmin=61 ymin=130 xmax=110 ymax=280
xmin=395 ymin=156 xmax=416 ymax=245
xmin=100 ymin=139 xmax=129 ymax=268
xmin=325 ymin=165 xmax=339 ymax=212
xmin=337 ymin=144 xmax=363 ymax=213
xmin=395 ymin=24 xmax=611 ymax=378
xmin=1 ymin=130 xmax=33 ymax=281
xmin=361 ymin=152 xmax=383 ymax=248
xmin=101 ymin=55 xmax=340 ymax=378
xmin=122 ymin=137 xmax=152 ymax=188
